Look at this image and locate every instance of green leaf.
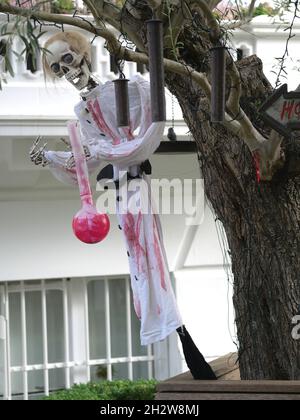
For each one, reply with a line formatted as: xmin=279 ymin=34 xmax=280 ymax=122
xmin=4 ymin=55 xmax=14 ymax=77
xmin=12 ymin=50 xmax=22 ymax=59
xmin=36 ymin=31 xmax=47 ymax=39
xmin=19 ymin=35 xmax=30 ymax=49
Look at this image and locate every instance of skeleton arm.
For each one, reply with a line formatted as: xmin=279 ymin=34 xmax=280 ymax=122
xmin=29 ymin=133 xmax=101 ymax=187
xmin=29 ymin=136 xmax=92 ymax=170
xmin=29 ymin=136 xmax=50 ymax=167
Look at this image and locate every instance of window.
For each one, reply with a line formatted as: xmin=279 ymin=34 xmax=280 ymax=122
xmin=0 ymin=40 xmax=6 ymax=57
xmin=237 ymin=48 xmax=244 ymax=61
xmin=90 ymin=44 xmax=97 ymax=73
xmin=137 ymin=62 xmax=146 ymax=75
xmin=88 ymin=277 xmax=152 ymax=381
xmin=26 ymin=49 xmax=38 ymax=73
xmin=8 ymin=287 xmax=65 ymax=398
xmin=109 ymin=54 xmax=118 ymax=75
xmin=236 ymin=44 xmax=251 ymax=61
xmin=0 ymin=276 xmax=154 ymax=400
xmin=0 ymin=40 xmax=8 ymax=73
xmin=0 ymin=289 xmax=5 ymax=399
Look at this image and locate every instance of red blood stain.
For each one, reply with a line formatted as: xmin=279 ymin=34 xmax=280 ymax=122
xmin=81 ymin=194 xmax=93 ymax=206
xmin=123 ymin=126 xmax=134 ymax=140
xmin=153 ymin=219 xmax=167 ymax=291
xmin=87 ymin=99 xmax=120 ymax=145
xmin=253 ymin=151 xmax=261 ymax=184
xmin=123 ymin=211 xmax=146 ymax=274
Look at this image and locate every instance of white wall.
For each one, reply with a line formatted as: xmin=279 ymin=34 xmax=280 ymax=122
xmin=176 ymin=268 xmax=236 ymax=361
xmin=174 ymin=205 xmax=236 ymax=361
xmin=0 ymin=148 xmax=201 ymax=281
xmin=233 ymin=14 xmax=300 ymax=90
xmin=0 ymin=199 xmax=194 ymax=281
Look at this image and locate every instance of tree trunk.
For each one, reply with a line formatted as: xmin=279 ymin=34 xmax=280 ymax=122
xmin=166 ymin=55 xmax=300 ymax=380
xmin=101 ymin=2 xmax=300 ymax=379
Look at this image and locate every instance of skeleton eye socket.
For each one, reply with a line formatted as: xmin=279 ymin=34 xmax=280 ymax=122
xmin=62 ymin=53 xmax=74 ymax=64
xmin=51 ymin=63 xmax=60 ymax=73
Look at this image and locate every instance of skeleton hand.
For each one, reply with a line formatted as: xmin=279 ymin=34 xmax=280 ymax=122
xmin=65 ymin=144 xmax=91 ymax=170
xmin=29 ymin=136 xmax=49 ymax=167
xmin=30 ymin=136 xmax=91 ymax=169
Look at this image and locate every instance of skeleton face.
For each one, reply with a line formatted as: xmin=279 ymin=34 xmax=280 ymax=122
xmin=47 ymin=40 xmax=91 ymax=91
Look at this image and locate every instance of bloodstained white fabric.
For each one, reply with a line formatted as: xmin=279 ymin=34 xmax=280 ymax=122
xmin=44 ymin=75 xmax=182 ymax=345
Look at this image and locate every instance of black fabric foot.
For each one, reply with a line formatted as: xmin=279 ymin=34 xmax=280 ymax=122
xmin=177 ymin=325 xmax=217 ymax=380
xmin=97 ymin=164 xmax=114 ymax=182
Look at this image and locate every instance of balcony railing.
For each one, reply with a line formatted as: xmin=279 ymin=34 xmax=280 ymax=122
xmin=0 ymin=15 xmax=186 ymax=135
xmin=0 ymin=16 xmax=144 ymax=84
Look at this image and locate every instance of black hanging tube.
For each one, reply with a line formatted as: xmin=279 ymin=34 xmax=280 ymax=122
xmin=146 ymin=19 xmax=166 ymax=122
xmin=113 ymin=78 xmax=130 ymax=127
xmin=210 ymin=46 xmax=226 ymax=123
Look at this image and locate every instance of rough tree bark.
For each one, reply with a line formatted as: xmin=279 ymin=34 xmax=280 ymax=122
xmin=1 ymin=0 xmax=299 ymax=380
xmin=166 ymin=55 xmax=300 ymax=379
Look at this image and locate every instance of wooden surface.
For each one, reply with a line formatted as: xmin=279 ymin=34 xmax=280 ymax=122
xmin=156 ymin=392 xmax=300 ymax=400
xmin=156 ymin=353 xmax=300 ymax=400
xmin=157 ymin=380 xmax=300 ymax=394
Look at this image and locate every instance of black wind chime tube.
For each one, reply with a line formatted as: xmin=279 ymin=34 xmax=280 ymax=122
xmin=113 ymin=77 xmax=130 ymax=127
xmin=210 ymin=45 xmax=226 ymax=123
xmin=146 ymin=19 xmax=166 ymax=122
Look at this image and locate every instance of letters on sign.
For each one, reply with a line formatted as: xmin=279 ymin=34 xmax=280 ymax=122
xmin=259 ymin=84 xmax=300 ymax=137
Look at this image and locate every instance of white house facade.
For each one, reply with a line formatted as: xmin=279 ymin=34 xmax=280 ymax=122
xmin=0 ymin=13 xmax=299 ymax=399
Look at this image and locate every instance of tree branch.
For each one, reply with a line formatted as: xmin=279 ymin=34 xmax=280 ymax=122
xmin=208 ymin=0 xmax=223 ymax=10
xmin=226 ymin=52 xmax=242 ymax=117
xmin=164 ymin=0 xmax=221 ymax=52
xmin=0 ymin=2 xmax=212 ymax=92
xmin=0 ymin=2 xmax=118 ymax=31
xmin=222 ymin=19 xmax=252 ymax=31
xmin=189 ymin=0 xmax=221 ymax=41
xmin=0 ymin=1 xmax=262 ymax=152
xmin=225 ymin=52 xmax=283 ymax=171
xmin=82 ymin=0 xmax=105 ymax=27
xmin=0 ymin=3 xmax=234 ymax=137
xmin=87 ymin=0 xmax=121 ymax=24
xmin=146 ymin=0 xmax=162 ymax=11
xmin=247 ymin=0 xmax=257 ymax=18
xmin=220 ymin=0 xmax=257 ymax=30
xmin=164 ymin=0 xmax=192 ymax=53
xmin=0 ymin=0 xmax=283 ymax=180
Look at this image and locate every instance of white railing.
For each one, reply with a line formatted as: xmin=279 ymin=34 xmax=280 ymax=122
xmin=0 ymin=18 xmax=142 ymax=84
xmin=0 ymin=16 xmax=188 ymax=133
xmin=0 ymin=277 xmax=155 ymax=400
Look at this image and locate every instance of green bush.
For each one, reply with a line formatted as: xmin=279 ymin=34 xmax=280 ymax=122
xmin=51 ymin=0 xmax=75 ymax=14
xmin=253 ymin=2 xmax=275 ymax=17
xmin=44 ymin=380 xmax=157 ymax=401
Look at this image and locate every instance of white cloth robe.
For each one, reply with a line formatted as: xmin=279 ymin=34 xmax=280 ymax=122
xmin=45 ymin=75 xmax=182 ymax=345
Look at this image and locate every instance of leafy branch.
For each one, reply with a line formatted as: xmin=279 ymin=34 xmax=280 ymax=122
xmin=0 ymin=0 xmax=291 ymax=180
xmin=273 ymin=0 xmax=299 ymax=87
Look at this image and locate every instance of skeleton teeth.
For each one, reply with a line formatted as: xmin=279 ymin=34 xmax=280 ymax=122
xmin=66 ymin=69 xmax=82 ymax=81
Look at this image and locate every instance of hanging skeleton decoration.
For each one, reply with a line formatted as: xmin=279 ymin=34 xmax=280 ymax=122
xmin=31 ymin=31 xmax=216 ymax=379
xmin=42 ymin=31 xmax=96 ymax=91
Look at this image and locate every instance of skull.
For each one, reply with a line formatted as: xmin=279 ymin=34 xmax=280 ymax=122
xmin=43 ymin=31 xmax=92 ymax=91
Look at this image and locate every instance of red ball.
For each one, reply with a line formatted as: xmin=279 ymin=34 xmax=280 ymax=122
xmin=72 ymin=206 xmax=110 ymax=244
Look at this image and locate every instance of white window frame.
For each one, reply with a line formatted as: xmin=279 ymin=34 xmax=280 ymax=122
xmin=0 ymin=276 xmax=178 ymax=400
